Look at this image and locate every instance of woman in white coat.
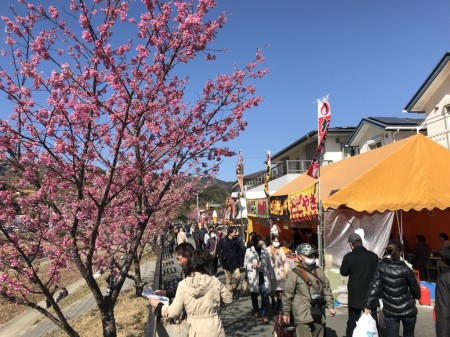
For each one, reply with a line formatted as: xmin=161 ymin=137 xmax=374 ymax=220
xmin=150 ymin=250 xmax=232 ymax=337
xmin=244 ymin=234 xmax=276 ymax=324
xmin=267 ymin=235 xmax=288 ymax=312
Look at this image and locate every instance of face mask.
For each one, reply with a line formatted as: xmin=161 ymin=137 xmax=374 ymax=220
xmin=273 ymin=242 xmax=280 ymax=248
xmin=211 ymin=233 xmax=216 ymax=238
xmin=303 ymin=257 xmax=316 ymax=265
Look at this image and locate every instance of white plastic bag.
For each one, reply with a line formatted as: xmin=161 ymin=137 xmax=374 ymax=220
xmin=352 ymin=313 xmax=378 ymax=337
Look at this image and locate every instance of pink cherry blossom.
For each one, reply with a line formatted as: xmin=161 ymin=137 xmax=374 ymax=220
xmin=0 ymin=1 xmax=267 ymax=336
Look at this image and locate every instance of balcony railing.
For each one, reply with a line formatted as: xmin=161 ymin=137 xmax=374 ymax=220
xmin=428 ymin=130 xmax=450 ymax=149
xmin=245 ymin=159 xmax=332 ymax=190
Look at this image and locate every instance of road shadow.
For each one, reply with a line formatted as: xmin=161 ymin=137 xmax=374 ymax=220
xmin=325 ymin=326 xmax=338 ymax=337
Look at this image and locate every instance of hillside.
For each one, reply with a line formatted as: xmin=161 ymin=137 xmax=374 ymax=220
xmin=172 ymin=178 xmax=233 ymax=223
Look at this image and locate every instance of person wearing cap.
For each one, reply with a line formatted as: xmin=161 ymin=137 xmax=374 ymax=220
xmin=281 ymin=243 xmax=335 ymax=337
xmin=340 ymin=232 xmax=379 ymax=337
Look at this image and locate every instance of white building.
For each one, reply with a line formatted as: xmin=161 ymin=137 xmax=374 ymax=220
xmin=346 ymin=117 xmax=425 ymax=154
xmin=404 ymin=52 xmax=450 ymax=148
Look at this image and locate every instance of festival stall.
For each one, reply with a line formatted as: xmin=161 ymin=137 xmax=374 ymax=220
xmin=246 ymin=196 xmax=271 ymax=241
xmin=272 ymin=134 xmax=450 ymax=291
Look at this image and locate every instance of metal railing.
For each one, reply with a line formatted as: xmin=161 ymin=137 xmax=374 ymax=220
xmin=246 ymin=159 xmax=333 ymax=189
xmin=145 ymin=236 xmax=164 ymax=337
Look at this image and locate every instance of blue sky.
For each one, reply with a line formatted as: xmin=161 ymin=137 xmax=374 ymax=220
xmin=206 ymin=0 xmax=450 ymax=181
xmin=1 ymin=1 xmax=449 ymax=183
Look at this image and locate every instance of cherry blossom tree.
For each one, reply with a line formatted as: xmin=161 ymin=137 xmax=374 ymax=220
xmin=0 ymin=0 xmax=267 ymax=336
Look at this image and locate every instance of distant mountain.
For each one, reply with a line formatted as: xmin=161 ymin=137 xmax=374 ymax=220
xmin=172 ymin=177 xmax=232 ymax=223
xmin=199 ymin=177 xmax=233 ymax=190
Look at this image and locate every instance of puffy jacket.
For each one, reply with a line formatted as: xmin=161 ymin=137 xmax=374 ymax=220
xmin=365 ymin=257 xmax=420 ymax=317
xmin=436 ymin=267 xmax=450 ymax=337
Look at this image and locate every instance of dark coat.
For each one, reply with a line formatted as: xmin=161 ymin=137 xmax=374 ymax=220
xmin=199 ymin=228 xmax=207 ymax=241
xmin=436 ymin=266 xmax=450 ymax=337
xmin=365 ymin=258 xmax=420 ymax=317
xmin=192 ymin=228 xmax=200 ymax=241
xmin=217 ymin=236 xmax=244 ymax=271
xmin=340 ymin=246 xmax=379 ymax=309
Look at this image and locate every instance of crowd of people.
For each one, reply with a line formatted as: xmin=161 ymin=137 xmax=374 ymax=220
xmin=149 ymin=223 xmax=450 ymax=337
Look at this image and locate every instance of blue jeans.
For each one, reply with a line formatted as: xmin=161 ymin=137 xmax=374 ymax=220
xmin=250 ymin=285 xmax=270 ymax=318
xmin=384 ymin=315 xmax=417 ymax=337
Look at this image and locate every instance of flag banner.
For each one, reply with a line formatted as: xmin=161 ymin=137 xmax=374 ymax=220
xmin=269 ymin=195 xmax=290 ymax=219
xmin=306 ymin=98 xmax=331 ymax=179
xmin=288 ymin=183 xmax=318 ymax=222
xmin=225 ymin=196 xmax=236 ymax=220
xmin=247 ymin=198 xmax=270 ymax=218
xmin=248 ymin=199 xmax=257 ymax=216
xmin=264 ymin=151 xmax=272 ymax=198
xmin=236 ymin=151 xmax=245 ymax=196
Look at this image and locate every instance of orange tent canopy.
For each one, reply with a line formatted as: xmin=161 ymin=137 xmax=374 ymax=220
xmin=273 ymin=134 xmax=450 ymax=213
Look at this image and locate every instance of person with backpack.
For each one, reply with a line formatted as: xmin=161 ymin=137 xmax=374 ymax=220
xmin=281 ymin=243 xmax=335 ymax=337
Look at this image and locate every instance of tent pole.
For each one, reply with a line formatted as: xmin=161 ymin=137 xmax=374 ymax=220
xmin=317 ymin=152 xmax=324 ymax=268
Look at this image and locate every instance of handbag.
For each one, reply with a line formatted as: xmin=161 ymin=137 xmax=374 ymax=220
xmin=273 ymin=313 xmax=296 ymax=337
xmin=240 ymin=268 xmax=250 ymax=296
xmin=209 ymin=238 xmax=217 ymax=258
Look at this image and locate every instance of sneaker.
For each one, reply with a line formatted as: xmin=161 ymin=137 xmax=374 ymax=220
xmin=253 ymin=312 xmax=260 ymax=318
xmin=233 ymin=291 xmax=240 ymax=300
xmin=262 ymin=317 xmax=270 ymax=325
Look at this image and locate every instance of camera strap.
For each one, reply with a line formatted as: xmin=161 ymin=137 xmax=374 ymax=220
xmin=293 ymin=267 xmax=312 ymax=289
xmin=293 ymin=266 xmax=323 ymax=297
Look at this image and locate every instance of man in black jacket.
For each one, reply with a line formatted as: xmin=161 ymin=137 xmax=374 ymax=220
xmin=436 ymin=245 xmax=450 ymax=337
xmin=340 ymin=233 xmax=379 ymax=337
xmin=217 ymin=227 xmax=244 ymax=299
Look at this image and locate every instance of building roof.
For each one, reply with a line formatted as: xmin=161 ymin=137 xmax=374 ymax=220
xmin=404 ymin=52 xmax=450 ymax=113
xmin=271 ymin=127 xmax=356 ymax=161
xmin=347 ymin=117 xmax=425 ymax=146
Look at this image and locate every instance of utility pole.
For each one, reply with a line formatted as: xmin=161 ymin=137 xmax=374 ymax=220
xmin=196 ymin=193 xmax=199 ymax=225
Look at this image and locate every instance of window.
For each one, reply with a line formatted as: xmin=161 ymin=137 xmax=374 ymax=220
xmin=342 ymin=144 xmax=358 ymax=157
xmin=445 ymin=104 xmax=450 ymax=114
xmin=368 ymin=140 xmax=382 ymax=151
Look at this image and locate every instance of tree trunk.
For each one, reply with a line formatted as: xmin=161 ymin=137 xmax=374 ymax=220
xmin=133 ymin=252 xmax=144 ymax=297
xmin=101 ymin=297 xmax=117 ymax=337
xmin=60 ymin=320 xmax=80 ymax=337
